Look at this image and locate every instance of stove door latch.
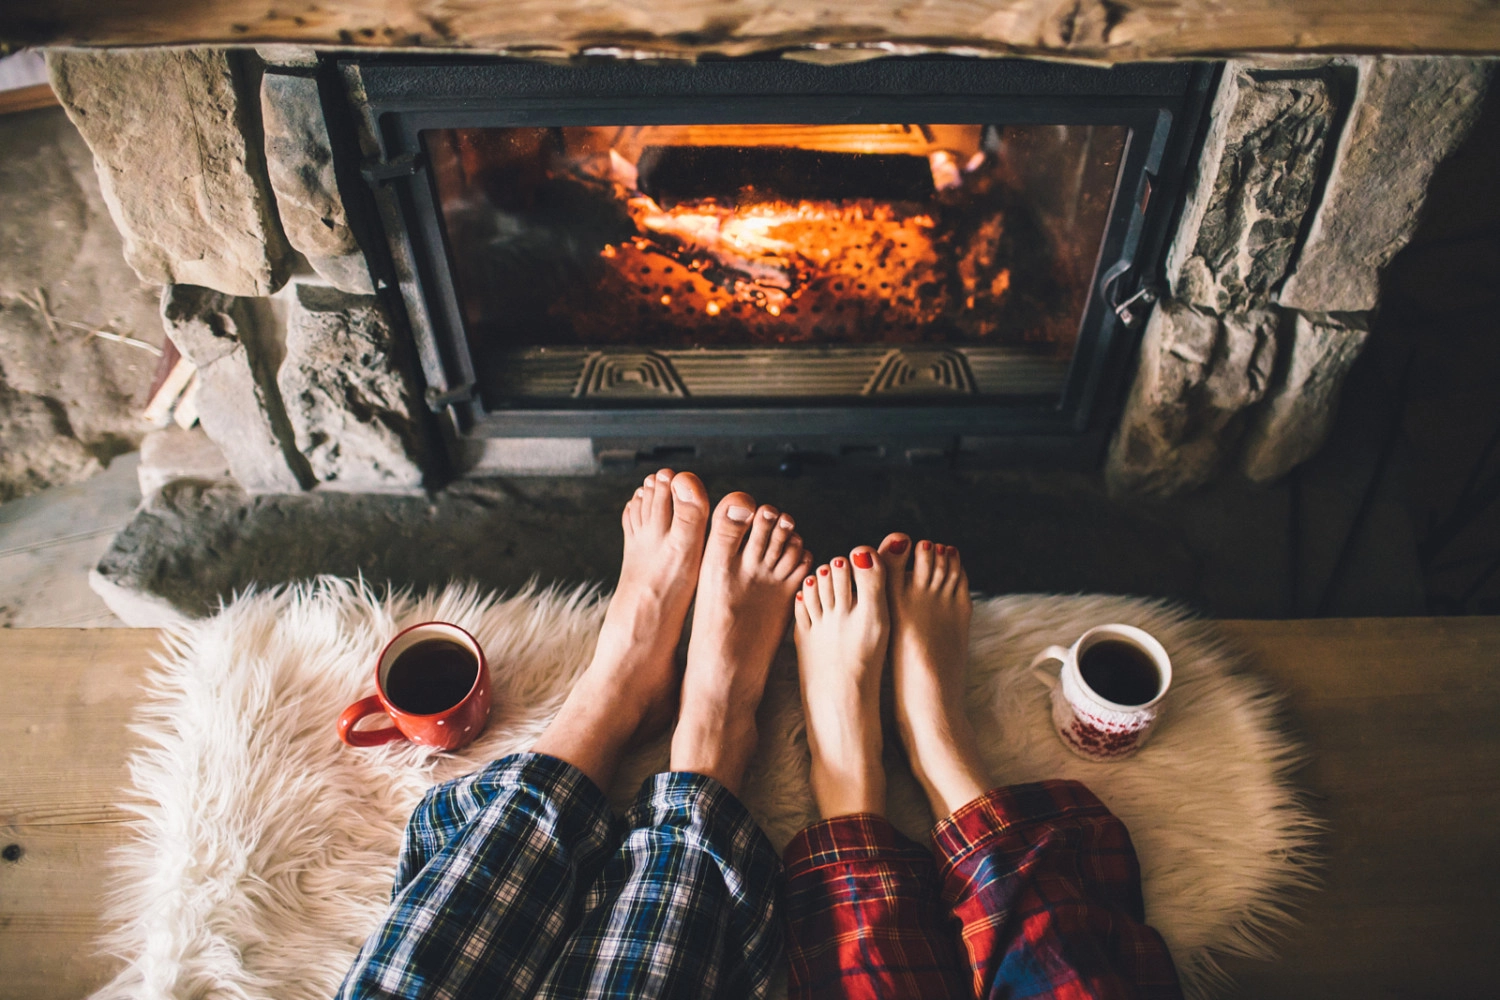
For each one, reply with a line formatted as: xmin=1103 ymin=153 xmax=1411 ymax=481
xmin=1099 ymin=261 xmax=1160 ymax=330
xmin=1113 ymin=285 xmax=1159 ymax=329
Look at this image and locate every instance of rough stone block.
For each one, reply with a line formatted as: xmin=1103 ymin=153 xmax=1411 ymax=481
xmin=1278 ymin=57 xmax=1493 ymax=312
xmin=261 ymin=71 xmax=374 ymax=294
xmin=1240 ymin=312 xmax=1371 ymax=482
xmin=279 ymin=285 xmax=426 ymax=492
xmin=1106 ymin=298 xmax=1278 ymax=497
xmin=1168 ymin=65 xmax=1334 ymax=313
xmin=47 ymin=48 xmax=291 ymax=296
xmin=161 ymin=286 xmax=305 ymax=493
xmin=137 ymin=425 xmax=234 ymax=497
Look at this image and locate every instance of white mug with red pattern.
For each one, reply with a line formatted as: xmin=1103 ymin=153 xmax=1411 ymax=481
xmin=1031 ymin=624 xmax=1172 ymax=762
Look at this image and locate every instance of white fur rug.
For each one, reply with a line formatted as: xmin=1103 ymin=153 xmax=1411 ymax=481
xmin=93 ymin=578 xmax=1318 ymax=1000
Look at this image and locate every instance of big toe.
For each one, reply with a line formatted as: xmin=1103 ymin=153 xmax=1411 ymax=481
xmin=850 ymin=546 xmax=886 ymax=601
xmin=878 ymin=533 xmax=911 ymax=578
xmin=706 ymin=491 xmax=757 ymax=561
xmin=668 ymin=471 xmax=710 ymax=539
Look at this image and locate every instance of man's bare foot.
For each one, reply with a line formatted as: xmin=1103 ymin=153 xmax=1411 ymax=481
xmin=878 ymin=534 xmax=989 ymax=819
xmin=670 ymin=493 xmax=810 ymax=797
xmin=533 ymin=469 xmax=710 ymax=791
xmin=793 ymin=547 xmax=889 ymax=818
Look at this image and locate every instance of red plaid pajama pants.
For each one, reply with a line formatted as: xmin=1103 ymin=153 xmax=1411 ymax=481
xmin=783 ymin=781 xmax=1183 ymax=1000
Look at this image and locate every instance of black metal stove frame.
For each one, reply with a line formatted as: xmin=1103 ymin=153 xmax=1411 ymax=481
xmin=335 ymin=56 xmax=1216 ymax=471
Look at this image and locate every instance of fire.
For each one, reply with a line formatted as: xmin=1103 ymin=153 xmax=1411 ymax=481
xmin=600 ymin=186 xmax=940 ymax=320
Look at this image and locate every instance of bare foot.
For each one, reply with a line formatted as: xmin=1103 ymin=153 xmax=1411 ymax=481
xmin=533 ymin=469 xmax=709 ymax=791
xmin=670 ymin=493 xmax=811 ymax=797
xmin=879 ymin=534 xmax=989 ymax=819
xmin=793 ymin=547 xmax=889 ymax=818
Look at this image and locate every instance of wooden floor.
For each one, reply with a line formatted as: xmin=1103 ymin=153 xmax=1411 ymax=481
xmin=2 ymin=620 xmax=1497 ymax=998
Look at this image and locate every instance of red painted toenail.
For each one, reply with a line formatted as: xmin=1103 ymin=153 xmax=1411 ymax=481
xmin=852 ymin=552 xmax=873 ymax=569
xmin=920 ymin=540 xmax=932 ymax=551
xmin=949 ymin=547 xmax=960 ymax=558
xmin=888 ymin=539 xmax=909 ymax=554
xmin=805 ymin=576 xmax=815 ymax=587
xmin=833 ymin=557 xmax=846 ymax=568
xmin=936 ymin=544 xmax=947 ymax=555
xmin=819 ymin=566 xmax=830 ymax=576
xmin=795 ymin=592 xmax=803 ymax=601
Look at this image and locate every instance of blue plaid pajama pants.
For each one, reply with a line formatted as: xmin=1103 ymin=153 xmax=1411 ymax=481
xmin=336 ymin=753 xmax=784 ymax=1000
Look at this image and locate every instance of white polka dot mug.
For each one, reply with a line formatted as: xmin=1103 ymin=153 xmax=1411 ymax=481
xmin=338 ymin=621 xmax=491 ymax=751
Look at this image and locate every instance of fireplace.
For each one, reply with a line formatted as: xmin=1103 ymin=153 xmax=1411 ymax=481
xmin=343 ymin=58 xmax=1214 ymax=471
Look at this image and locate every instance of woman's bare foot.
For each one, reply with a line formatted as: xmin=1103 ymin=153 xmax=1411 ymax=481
xmin=533 ymin=469 xmax=710 ymax=791
xmin=793 ymin=547 xmax=889 ymax=818
xmin=671 ymin=493 xmax=811 ymax=797
xmin=878 ymin=534 xmax=989 ymax=819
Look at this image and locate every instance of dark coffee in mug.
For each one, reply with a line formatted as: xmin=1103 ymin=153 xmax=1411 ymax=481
xmin=383 ymin=639 xmax=479 ymax=715
xmin=1079 ymin=639 xmax=1162 ymax=706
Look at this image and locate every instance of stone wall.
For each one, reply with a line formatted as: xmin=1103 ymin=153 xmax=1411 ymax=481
xmin=45 ymin=46 xmax=430 ymax=496
xmin=1107 ymin=56 xmax=1493 ymax=497
xmin=35 ymin=46 xmax=1495 ymax=497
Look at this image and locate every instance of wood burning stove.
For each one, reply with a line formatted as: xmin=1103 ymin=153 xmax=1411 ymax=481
xmin=341 ymin=57 xmax=1214 ymax=472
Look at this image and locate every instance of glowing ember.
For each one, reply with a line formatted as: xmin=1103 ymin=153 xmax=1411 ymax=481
xmin=426 ymin=123 xmax=1127 ymax=355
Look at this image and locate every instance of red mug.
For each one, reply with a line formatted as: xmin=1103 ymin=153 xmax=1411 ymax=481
xmin=338 ymin=622 xmax=491 ymax=750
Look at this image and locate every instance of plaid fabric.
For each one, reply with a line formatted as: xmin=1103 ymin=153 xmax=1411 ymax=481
xmin=783 ymin=782 xmax=1182 ymax=1000
xmin=337 ymin=753 xmax=783 ymax=1000
xmin=783 ymin=813 xmax=967 ymax=1000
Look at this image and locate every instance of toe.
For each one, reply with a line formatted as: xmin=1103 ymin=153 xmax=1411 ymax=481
xmin=773 ymin=531 xmax=806 ymax=578
xmin=745 ymin=504 xmax=780 ymax=562
xmin=794 ymin=587 xmax=812 ymax=629
xmin=815 ymin=562 xmax=836 ymax=610
xmin=624 ymin=487 xmax=645 ymax=533
xmin=877 ymin=532 xmax=911 ymax=580
xmin=764 ymin=512 xmax=796 ymax=569
xmin=850 ymin=546 xmax=885 ymax=603
xmin=943 ymin=547 xmax=965 ymax=593
xmin=648 ymin=469 xmax=676 ymax=529
xmin=668 ymin=471 xmax=710 ymax=539
xmin=830 ymin=556 xmax=854 ymax=608
xmin=931 ymin=543 xmax=950 ymax=587
xmin=707 ymin=491 xmax=757 ymax=558
xmin=800 ymin=572 xmax=821 ymax=616
xmin=913 ymin=539 xmax=935 ymax=587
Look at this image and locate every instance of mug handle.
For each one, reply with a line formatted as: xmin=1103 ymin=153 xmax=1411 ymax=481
xmin=1030 ymin=645 xmax=1071 ymax=689
xmin=338 ymin=696 xmax=405 ymax=747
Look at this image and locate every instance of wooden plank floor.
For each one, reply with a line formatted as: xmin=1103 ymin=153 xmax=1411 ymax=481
xmin=2 ymin=620 xmax=1497 ymax=998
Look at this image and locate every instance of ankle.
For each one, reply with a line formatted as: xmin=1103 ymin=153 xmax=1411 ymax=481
xmin=811 ymin=755 xmax=886 ymax=818
xmin=669 ymin=710 xmax=756 ymax=796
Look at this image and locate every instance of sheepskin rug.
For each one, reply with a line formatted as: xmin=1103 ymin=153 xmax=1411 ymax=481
xmin=93 ymin=578 xmax=1318 ymax=1000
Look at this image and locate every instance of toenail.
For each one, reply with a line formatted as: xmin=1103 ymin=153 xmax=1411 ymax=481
xmin=833 ymin=557 xmax=846 ymax=568
xmin=795 ymin=592 xmax=803 ymax=601
xmin=657 ymin=470 xmax=672 ymax=482
xmin=819 ymin=566 xmax=830 ymax=576
xmin=778 ymin=516 xmax=794 ymax=529
xmin=949 ymin=546 xmax=960 ymax=558
xmin=852 ymin=551 xmax=873 ymax=569
xmin=888 ymin=538 xmax=909 ymax=554
xmin=920 ymin=540 xmax=932 ymax=550
xmin=644 ymin=476 xmax=655 ymax=487
xmin=760 ymin=507 xmax=777 ymax=520
xmin=635 ymin=488 xmax=644 ymax=498
xmin=672 ymin=480 xmax=694 ymax=500
xmin=727 ymin=506 xmax=753 ymax=523
xmin=805 ymin=576 xmax=815 ymax=586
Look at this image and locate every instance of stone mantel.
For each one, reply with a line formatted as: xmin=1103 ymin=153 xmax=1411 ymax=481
xmin=5 ymin=1 xmax=1500 ymax=61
